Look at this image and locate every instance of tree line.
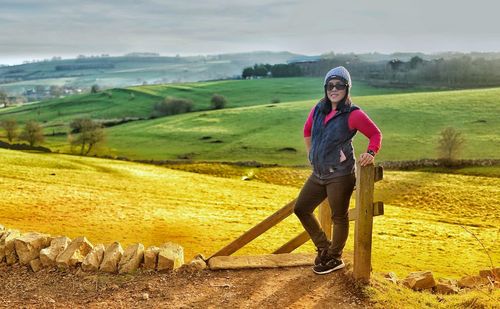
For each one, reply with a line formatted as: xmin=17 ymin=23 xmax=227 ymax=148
xmin=297 ymin=54 xmax=500 ymax=88
xmin=242 ymin=54 xmax=500 ymax=88
xmin=242 ymin=63 xmax=302 ymax=79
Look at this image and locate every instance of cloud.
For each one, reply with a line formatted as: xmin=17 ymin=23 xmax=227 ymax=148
xmin=0 ymin=0 xmax=499 ymax=62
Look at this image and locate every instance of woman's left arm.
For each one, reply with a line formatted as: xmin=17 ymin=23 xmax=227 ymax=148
xmin=348 ymin=109 xmax=382 ymax=166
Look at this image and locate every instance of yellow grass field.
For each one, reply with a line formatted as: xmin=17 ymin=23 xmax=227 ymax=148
xmin=1 ymin=149 xmax=498 ymax=282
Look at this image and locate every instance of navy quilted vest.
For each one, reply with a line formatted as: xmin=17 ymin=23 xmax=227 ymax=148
xmin=309 ymin=99 xmax=359 ymax=180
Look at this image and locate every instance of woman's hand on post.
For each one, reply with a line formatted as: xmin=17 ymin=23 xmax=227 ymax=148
xmin=359 ymin=152 xmax=374 ymax=166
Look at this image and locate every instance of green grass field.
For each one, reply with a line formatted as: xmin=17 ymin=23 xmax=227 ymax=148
xmin=1 ymin=78 xmax=499 ymax=164
xmin=99 ymin=87 xmax=499 ymax=164
xmin=0 ymin=77 xmax=414 ymax=133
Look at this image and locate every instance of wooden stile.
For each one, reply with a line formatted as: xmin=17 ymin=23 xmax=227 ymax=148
xmin=209 ymin=164 xmax=384 ymax=283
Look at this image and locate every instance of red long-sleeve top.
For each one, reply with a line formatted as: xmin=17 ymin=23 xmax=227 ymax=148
xmin=303 ymin=106 xmax=382 ymax=154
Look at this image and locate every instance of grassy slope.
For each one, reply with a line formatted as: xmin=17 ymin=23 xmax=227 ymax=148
xmin=0 ymin=77 xmax=410 ymax=131
xmin=0 ymin=79 xmax=498 ymax=163
xmin=97 ymin=87 xmax=500 ymax=163
xmin=0 ymin=149 xmax=298 ymax=260
xmin=0 ymin=88 xmax=160 ymax=132
xmin=1 ymin=149 xmax=498 ymax=275
xmin=0 ymin=149 xmax=498 ymax=308
xmin=130 ymin=77 xmax=410 ymax=107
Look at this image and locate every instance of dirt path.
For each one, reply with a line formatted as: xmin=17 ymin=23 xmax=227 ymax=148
xmin=0 ymin=263 xmax=369 ymax=308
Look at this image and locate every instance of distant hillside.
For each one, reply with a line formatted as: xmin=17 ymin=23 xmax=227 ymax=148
xmin=0 ymin=51 xmax=300 ymax=95
xmin=99 ymin=87 xmax=499 ymax=163
xmin=4 ymin=50 xmax=500 ymax=98
xmin=1 ymin=79 xmax=497 ymax=163
xmin=0 ymin=77 xmax=411 ymax=135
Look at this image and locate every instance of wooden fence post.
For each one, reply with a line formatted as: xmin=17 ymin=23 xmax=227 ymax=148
xmin=353 ymin=163 xmax=375 ymax=282
xmin=318 ymin=200 xmax=332 ymax=241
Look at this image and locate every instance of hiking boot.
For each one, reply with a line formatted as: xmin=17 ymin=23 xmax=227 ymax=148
xmin=312 ymin=257 xmax=345 ymax=275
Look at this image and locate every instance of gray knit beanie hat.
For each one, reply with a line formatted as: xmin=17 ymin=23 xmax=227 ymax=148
xmin=323 ymin=66 xmax=352 ymax=87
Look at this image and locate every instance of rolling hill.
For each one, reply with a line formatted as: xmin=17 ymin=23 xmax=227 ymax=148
xmin=0 ymin=77 xmax=411 ymax=131
xmin=0 ymin=78 xmax=499 ymax=164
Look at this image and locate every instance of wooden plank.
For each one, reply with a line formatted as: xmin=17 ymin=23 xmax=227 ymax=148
xmin=374 ymin=166 xmax=384 ymax=182
xmin=348 ymin=201 xmax=384 ymax=221
xmin=353 ymin=163 xmax=375 ymax=282
xmin=208 ymin=253 xmax=316 ymax=269
xmin=318 ymin=200 xmax=332 ymax=241
xmin=209 ymin=199 xmax=296 ymax=258
xmin=273 ymin=231 xmax=310 ymax=254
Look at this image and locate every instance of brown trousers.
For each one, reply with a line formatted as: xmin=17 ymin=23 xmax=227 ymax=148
xmin=294 ymin=173 xmax=356 ymax=259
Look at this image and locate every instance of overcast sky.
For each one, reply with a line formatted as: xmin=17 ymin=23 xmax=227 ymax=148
xmin=1 ymin=0 xmax=499 ymax=64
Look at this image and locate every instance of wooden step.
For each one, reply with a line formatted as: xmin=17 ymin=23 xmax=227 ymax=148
xmin=208 ymin=253 xmax=317 ymax=270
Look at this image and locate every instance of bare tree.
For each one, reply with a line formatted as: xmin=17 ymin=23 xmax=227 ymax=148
xmin=438 ymin=127 xmax=465 ymax=161
xmin=0 ymin=90 xmax=8 ymax=108
xmin=1 ymin=119 xmax=19 ymax=143
xmin=20 ymin=120 xmax=45 ymax=146
xmin=69 ymin=118 xmax=105 ymax=155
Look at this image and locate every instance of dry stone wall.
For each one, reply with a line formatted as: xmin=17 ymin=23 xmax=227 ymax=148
xmin=0 ymin=225 xmax=194 ymax=275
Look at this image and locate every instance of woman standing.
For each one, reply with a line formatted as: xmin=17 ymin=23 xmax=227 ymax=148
xmin=294 ymin=66 xmax=382 ymax=274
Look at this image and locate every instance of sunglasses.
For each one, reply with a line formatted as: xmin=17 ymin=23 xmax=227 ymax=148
xmin=326 ymin=83 xmax=347 ymax=91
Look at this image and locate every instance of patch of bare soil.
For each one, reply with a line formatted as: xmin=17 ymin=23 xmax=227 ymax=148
xmin=0 ymin=263 xmax=370 ymax=308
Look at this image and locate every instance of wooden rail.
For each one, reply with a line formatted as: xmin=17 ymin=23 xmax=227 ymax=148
xmin=210 ymin=199 xmax=296 ymax=257
xmin=273 ymin=231 xmax=310 ymax=254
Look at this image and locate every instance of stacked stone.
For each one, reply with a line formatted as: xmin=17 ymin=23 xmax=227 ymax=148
xmin=384 ymin=268 xmax=500 ymax=294
xmin=0 ymin=228 xmax=21 ymax=265
xmin=0 ymin=225 xmax=199 ymax=275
